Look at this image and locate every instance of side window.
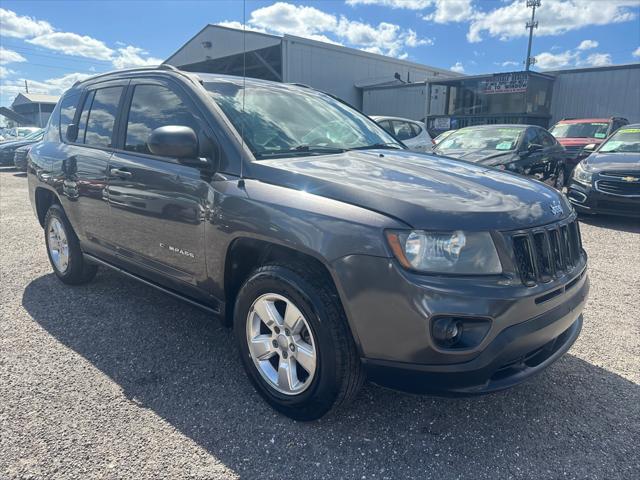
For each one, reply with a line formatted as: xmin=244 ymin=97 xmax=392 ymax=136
xmin=539 ymin=130 xmax=556 ymax=147
xmin=523 ymin=128 xmax=539 ymax=148
xmin=125 ymin=84 xmax=201 ymax=155
xmin=76 ymin=91 xmax=94 ymax=144
xmin=393 ymin=121 xmax=414 ymax=141
xmin=377 ymin=120 xmax=393 ymax=135
xmin=59 ymin=92 xmax=80 ymax=141
xmin=409 ymin=122 xmax=422 ymax=137
xmin=80 ymin=87 xmax=122 ymax=148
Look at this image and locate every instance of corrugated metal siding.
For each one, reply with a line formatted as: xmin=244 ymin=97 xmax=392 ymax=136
xmin=362 ymin=85 xmax=427 ymax=120
xmin=283 ymin=37 xmax=448 ymax=109
xmin=549 ymin=67 xmax=640 ymax=124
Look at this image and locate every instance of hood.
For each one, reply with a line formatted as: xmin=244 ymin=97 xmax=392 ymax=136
xmin=0 ymin=138 xmax=39 ymax=150
xmin=584 ymin=152 xmax=640 ymax=172
xmin=435 ymin=148 xmax=516 ymax=166
xmin=250 ymin=150 xmax=570 ymax=231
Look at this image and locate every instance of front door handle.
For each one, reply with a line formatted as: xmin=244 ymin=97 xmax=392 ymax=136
xmin=109 ymin=167 xmax=132 ymax=179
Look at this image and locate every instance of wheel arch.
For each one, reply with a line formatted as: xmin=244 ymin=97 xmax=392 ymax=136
xmin=222 ymin=237 xmax=362 ymax=350
xmin=34 ymin=187 xmax=60 ymax=228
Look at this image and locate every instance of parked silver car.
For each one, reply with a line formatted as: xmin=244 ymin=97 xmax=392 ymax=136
xmin=372 ymin=116 xmax=433 ymax=153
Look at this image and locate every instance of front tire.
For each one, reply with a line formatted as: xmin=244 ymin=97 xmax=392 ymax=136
xmin=234 ymin=263 xmax=364 ymax=421
xmin=44 ymin=204 xmax=97 ymax=285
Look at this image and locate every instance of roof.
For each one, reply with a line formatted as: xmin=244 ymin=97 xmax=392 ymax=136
xmin=165 ymin=24 xmax=459 ymax=78
xmin=543 ymin=62 xmax=640 ymax=75
xmin=371 ymin=115 xmax=423 ymax=123
xmin=556 ymin=118 xmax=621 ymax=123
xmin=11 ymin=92 xmax=59 ymax=106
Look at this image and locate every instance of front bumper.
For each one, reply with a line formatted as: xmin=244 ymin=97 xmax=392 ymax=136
xmin=331 ymin=254 xmax=589 ymax=394
xmin=567 ymin=180 xmax=640 ymax=217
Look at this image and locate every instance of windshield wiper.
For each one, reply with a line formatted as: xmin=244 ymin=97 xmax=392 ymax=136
xmin=348 ymin=142 xmax=404 ymax=151
xmin=255 ymin=145 xmax=346 ymax=158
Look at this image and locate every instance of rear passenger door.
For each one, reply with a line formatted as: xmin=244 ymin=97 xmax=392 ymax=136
xmin=105 ymin=78 xmax=211 ymax=298
xmin=58 ymin=82 xmax=126 ymax=260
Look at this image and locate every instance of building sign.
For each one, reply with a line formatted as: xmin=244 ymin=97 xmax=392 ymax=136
xmin=481 ymin=73 xmax=528 ymax=94
xmin=433 ymin=117 xmax=451 ymax=130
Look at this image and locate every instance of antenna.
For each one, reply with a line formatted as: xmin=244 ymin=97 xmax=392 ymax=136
xmin=239 ymin=0 xmax=246 ymax=182
xmin=525 ymin=0 xmax=541 ymax=71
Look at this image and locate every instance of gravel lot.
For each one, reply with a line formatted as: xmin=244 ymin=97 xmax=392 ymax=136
xmin=1 ymin=168 xmax=639 ymax=480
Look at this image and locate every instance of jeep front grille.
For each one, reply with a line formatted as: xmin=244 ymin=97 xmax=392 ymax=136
xmin=510 ymin=218 xmax=583 ymax=286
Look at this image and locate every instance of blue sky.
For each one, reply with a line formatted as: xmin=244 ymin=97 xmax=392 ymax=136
xmin=1 ymin=0 xmax=639 ymax=107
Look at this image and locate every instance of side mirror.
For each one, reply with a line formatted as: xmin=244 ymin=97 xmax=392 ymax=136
xmin=66 ymin=124 xmax=78 ymax=142
xmin=147 ymin=126 xmax=199 ymax=159
xmin=582 ymin=143 xmax=597 ymax=153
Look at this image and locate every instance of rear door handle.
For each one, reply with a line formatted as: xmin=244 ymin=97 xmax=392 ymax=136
xmin=109 ymin=167 xmax=132 ymax=179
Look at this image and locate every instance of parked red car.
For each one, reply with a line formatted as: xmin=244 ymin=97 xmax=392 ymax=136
xmin=549 ymin=117 xmax=629 ymax=175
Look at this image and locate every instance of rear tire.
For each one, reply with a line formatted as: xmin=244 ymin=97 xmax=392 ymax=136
xmin=234 ymin=262 xmax=365 ymax=421
xmin=44 ymin=204 xmax=97 ymax=285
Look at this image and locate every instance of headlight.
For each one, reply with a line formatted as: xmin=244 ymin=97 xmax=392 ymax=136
xmin=386 ymin=230 xmax=502 ymax=274
xmin=572 ymin=162 xmax=593 ymax=186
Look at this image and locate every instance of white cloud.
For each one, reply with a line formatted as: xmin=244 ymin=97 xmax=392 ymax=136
xmin=585 ymin=52 xmax=612 ymax=66
xmin=633 ymin=46 xmax=640 ymax=58
xmin=1 ymin=72 xmax=91 ymax=98
xmin=423 ymin=0 xmax=475 ymax=23
xmin=577 ymin=40 xmax=599 ymax=50
xmin=534 ymin=40 xmax=615 ymax=70
xmin=450 ymin=61 xmax=465 ymax=73
xmin=0 ymin=46 xmax=27 ymax=65
xmin=27 ymin=32 xmax=114 ymax=60
xmin=221 ymin=2 xmax=431 ymax=58
xmin=0 ymin=66 xmax=14 ymax=78
xmin=216 ymin=21 xmax=269 ymax=35
xmin=346 ymin=0 xmax=432 ymax=9
xmin=468 ymin=0 xmax=638 ymax=43
xmin=0 ymin=8 xmax=160 ymax=71
xmin=112 ymin=46 xmax=163 ymax=69
xmin=0 ymin=7 xmax=53 ymax=38
xmin=535 ymin=50 xmax=577 ymax=69
xmin=497 ymin=60 xmax=520 ymax=67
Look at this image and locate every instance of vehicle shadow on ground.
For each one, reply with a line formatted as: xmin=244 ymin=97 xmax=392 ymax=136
xmin=578 ymin=213 xmax=640 ymax=233
xmin=23 ymin=271 xmax=639 ymax=479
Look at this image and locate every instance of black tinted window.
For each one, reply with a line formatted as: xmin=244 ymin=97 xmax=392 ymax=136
xmin=539 ymin=130 xmax=556 ymax=147
xmin=393 ymin=121 xmax=415 ymax=140
xmin=125 ymin=84 xmax=200 ymax=155
xmin=55 ymin=92 xmax=80 ymax=142
xmin=76 ymin=91 xmax=93 ymax=144
xmin=84 ymin=87 xmax=122 ymax=147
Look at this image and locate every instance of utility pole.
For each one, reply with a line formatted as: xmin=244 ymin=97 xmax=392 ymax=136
xmin=525 ymin=0 xmax=541 ymax=71
xmin=24 ymin=79 xmax=29 ymax=94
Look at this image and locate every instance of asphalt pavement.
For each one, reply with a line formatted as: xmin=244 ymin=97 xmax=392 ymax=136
xmin=1 ymin=167 xmax=638 ymax=479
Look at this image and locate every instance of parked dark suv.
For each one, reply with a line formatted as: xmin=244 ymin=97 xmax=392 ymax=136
xmin=28 ymin=67 xmax=589 ymax=420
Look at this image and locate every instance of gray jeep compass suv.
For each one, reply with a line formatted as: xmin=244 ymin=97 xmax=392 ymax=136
xmin=28 ymin=66 xmax=589 ymax=420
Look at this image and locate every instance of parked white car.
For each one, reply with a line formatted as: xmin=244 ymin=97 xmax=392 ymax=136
xmin=371 ymin=116 xmax=433 ymax=153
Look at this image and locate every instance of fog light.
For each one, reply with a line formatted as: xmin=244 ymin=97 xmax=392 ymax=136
xmin=432 ymin=317 xmax=463 ymax=347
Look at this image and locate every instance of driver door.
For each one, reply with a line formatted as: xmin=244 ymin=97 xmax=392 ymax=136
xmin=105 ymin=78 xmax=211 ymax=299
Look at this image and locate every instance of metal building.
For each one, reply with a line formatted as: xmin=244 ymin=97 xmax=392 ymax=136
xmin=164 ymin=25 xmax=459 ymax=110
xmin=3 ymin=93 xmax=59 ymax=127
xmin=546 ymin=63 xmax=640 ymax=125
xmin=362 ymin=63 xmax=639 ymax=134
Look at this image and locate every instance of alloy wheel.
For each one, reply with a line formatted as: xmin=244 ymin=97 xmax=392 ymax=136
xmin=47 ymin=218 xmax=69 ymax=273
xmin=246 ymin=293 xmax=317 ymax=395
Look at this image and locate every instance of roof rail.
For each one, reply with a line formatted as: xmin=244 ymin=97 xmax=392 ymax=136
xmin=72 ymin=64 xmax=183 ymax=87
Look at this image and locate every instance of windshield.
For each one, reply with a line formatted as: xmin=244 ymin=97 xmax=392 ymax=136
xmin=549 ymin=122 xmax=609 ymax=139
xmin=598 ymin=127 xmax=640 ymax=153
xmin=435 ymin=127 xmax=524 ymax=153
xmin=205 ymin=81 xmax=401 ymax=158
xmin=24 ymin=129 xmax=43 ymax=140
